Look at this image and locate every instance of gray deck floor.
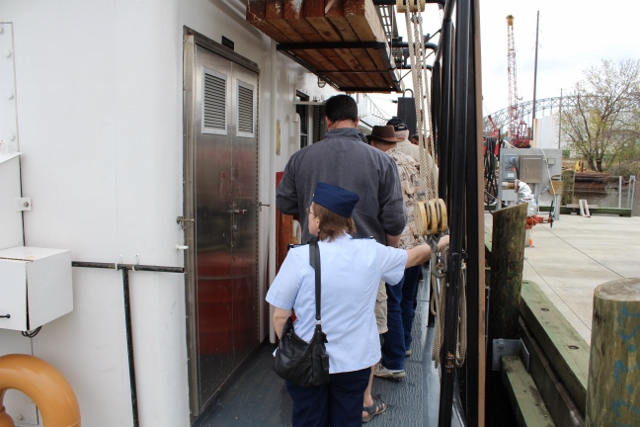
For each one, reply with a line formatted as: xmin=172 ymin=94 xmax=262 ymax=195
xmin=520 ymin=213 xmax=640 ymax=344
xmin=195 ymin=268 xmax=464 ymax=426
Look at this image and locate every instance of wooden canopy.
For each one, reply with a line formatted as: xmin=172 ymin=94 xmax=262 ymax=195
xmin=246 ymin=0 xmax=403 ymax=93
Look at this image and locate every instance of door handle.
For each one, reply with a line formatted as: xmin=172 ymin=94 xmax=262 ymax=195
xmin=177 ymin=216 xmax=195 ymax=229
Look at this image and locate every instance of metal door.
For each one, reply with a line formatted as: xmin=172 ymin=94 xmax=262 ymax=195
xmin=184 ymin=35 xmax=260 ymax=417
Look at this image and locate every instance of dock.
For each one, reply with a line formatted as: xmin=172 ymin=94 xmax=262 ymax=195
xmin=521 ymin=213 xmax=640 ymax=344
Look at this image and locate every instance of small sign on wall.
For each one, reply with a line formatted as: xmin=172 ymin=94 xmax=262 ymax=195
xmin=222 ymin=36 xmax=234 ymax=50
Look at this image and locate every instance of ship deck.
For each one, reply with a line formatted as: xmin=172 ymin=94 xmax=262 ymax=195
xmin=195 ymin=265 xmax=465 ymax=427
xmin=192 ymin=212 xmax=640 ymax=426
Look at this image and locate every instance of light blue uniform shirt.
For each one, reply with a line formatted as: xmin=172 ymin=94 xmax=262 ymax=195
xmin=266 ymin=234 xmax=407 ymax=374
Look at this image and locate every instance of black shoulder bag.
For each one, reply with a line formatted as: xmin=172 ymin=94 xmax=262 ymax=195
xmin=273 ymin=237 xmax=330 ymax=387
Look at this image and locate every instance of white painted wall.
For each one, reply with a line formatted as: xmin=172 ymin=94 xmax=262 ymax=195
xmin=533 ymin=114 xmax=560 ymax=150
xmin=0 ymin=0 xmax=343 ymax=426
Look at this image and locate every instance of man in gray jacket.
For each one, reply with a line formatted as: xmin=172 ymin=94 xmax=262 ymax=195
xmin=277 ymin=95 xmax=405 ymax=246
xmin=276 ymin=94 xmax=406 ymax=422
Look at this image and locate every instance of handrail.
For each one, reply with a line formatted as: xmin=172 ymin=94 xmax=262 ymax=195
xmin=0 ymin=354 xmax=81 ymax=427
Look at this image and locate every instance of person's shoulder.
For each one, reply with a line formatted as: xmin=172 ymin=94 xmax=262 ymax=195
xmin=396 ymin=150 xmax=418 ymax=165
xmin=286 ymin=243 xmax=310 ymax=257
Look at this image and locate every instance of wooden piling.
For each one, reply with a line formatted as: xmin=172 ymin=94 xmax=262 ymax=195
xmin=586 ymin=278 xmax=640 ymax=427
xmin=488 ymin=203 xmax=527 ymax=340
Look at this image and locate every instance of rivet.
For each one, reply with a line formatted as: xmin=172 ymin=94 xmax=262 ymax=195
xmin=6 ymin=92 xmax=14 ymax=100
xmin=4 ymin=49 xmax=12 ymax=58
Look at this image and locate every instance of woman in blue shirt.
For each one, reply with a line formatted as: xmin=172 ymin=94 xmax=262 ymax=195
xmin=266 ymin=182 xmax=445 ymax=427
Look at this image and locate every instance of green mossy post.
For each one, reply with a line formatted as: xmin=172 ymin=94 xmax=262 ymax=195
xmin=561 ymin=169 xmax=575 ymax=206
xmin=586 ymin=278 xmax=640 ymax=426
xmin=489 ymin=203 xmax=527 ymax=340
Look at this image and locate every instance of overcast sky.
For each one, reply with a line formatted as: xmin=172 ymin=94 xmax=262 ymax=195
xmin=371 ymin=1 xmax=640 ymax=120
xmin=479 ymin=0 xmax=640 ymax=116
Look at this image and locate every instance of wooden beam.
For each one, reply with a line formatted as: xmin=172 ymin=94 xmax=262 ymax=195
xmin=246 ymin=0 xmax=292 ymax=43
xmin=303 ymin=0 xmax=342 ymax=42
xmin=520 ymin=318 xmax=585 ymax=426
xmin=324 ymin=1 xmax=372 ymax=88
xmin=501 ymin=356 xmax=555 ymax=427
xmin=344 ymin=0 xmax=386 ymax=41
xmin=520 ymin=280 xmax=589 ymax=414
xmin=345 ymin=0 xmax=392 ymax=88
xmin=283 ymin=0 xmax=325 ymax=43
xmin=489 ymin=203 xmax=527 ymax=340
xmin=265 ymin=0 xmax=307 ymax=43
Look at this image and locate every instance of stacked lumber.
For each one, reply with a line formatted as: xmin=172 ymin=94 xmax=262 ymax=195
xmin=246 ymin=0 xmax=400 ymax=91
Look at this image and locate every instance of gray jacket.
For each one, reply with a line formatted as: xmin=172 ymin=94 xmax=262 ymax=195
xmin=276 ymin=127 xmax=406 ymax=244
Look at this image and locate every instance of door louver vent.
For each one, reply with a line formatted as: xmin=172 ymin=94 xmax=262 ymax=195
xmin=203 ymin=72 xmax=226 ymax=132
xmin=237 ymin=84 xmax=254 ymax=135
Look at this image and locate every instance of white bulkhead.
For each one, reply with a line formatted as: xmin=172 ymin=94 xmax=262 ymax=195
xmin=0 ymin=0 xmax=378 ymax=426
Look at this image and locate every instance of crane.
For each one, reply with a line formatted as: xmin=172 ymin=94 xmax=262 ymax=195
xmin=506 ymin=15 xmax=530 ymax=148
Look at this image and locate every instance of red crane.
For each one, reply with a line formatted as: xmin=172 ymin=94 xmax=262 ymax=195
xmin=506 ymin=15 xmax=530 ymax=148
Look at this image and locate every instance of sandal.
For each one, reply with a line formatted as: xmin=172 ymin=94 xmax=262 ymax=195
xmin=362 ymin=394 xmax=387 ymax=423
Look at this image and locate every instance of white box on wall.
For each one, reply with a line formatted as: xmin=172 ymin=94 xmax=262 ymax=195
xmin=0 ymin=246 xmax=73 ymax=331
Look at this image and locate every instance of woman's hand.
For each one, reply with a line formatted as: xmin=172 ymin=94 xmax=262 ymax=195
xmin=437 ymin=234 xmax=449 ymax=250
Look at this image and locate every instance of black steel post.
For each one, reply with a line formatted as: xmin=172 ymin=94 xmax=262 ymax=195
xmin=463 ymin=1 xmax=480 ymax=424
xmin=121 ymin=267 xmax=139 ymax=427
xmin=70 ymin=261 xmax=184 ymax=427
xmin=438 ymin=20 xmax=453 ymax=205
xmin=438 ymin=0 xmax=471 ymax=425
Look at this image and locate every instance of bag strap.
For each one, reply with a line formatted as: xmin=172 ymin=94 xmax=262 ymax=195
xmin=309 ymin=236 xmax=321 ymax=322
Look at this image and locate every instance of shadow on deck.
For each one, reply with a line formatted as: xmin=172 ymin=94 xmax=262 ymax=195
xmin=195 ymin=269 xmax=464 ymax=426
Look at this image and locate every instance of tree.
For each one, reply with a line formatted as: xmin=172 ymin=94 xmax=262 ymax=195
xmin=560 ymin=59 xmax=640 ymax=172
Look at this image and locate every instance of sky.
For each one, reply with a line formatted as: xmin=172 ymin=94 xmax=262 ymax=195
xmin=369 ymin=1 xmax=640 ymax=119
xmin=479 ymin=0 xmax=640 ymax=117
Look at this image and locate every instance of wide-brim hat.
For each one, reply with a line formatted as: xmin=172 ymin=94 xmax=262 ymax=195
xmin=366 ymin=125 xmax=404 ymax=144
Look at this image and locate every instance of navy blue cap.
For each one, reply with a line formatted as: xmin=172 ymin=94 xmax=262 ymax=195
xmin=387 ymin=117 xmax=408 ymax=131
xmin=312 ymin=182 xmax=359 ymax=218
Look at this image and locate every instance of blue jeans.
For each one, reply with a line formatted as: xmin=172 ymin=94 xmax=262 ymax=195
xmin=381 ymin=276 xmax=405 ymax=370
xmin=400 ymin=265 xmax=422 ymax=351
xmin=381 ymin=266 xmax=422 ymax=369
xmin=286 ymin=368 xmax=370 ymax=427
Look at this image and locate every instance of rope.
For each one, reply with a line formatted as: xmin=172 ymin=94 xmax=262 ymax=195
xmin=430 ymin=243 xmax=467 ymax=368
xmin=400 ymin=1 xmax=466 ymax=369
xmin=404 ymin=9 xmax=437 ymax=201
xmin=430 ymin=242 xmax=447 ymax=367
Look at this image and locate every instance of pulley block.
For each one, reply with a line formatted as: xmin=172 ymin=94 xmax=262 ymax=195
xmin=396 ymin=0 xmax=426 ymax=13
xmin=414 ymin=198 xmax=448 ymax=235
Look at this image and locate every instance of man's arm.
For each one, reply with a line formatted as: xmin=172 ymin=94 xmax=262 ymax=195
xmin=378 ymin=160 xmax=407 ymax=237
xmin=275 ymin=163 xmax=300 ymax=215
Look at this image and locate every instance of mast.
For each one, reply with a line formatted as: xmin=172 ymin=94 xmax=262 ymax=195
xmin=506 ymin=15 xmax=519 ymax=140
xmin=532 ymin=11 xmax=540 ymax=125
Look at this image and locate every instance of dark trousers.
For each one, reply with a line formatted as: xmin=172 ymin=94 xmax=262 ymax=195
xmin=401 ymin=265 xmax=422 ymax=350
xmin=381 ymin=275 xmax=406 ymax=370
xmin=286 ymin=367 xmax=370 ymax=427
